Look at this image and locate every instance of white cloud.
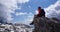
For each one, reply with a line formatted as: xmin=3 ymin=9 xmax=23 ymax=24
xmin=16 ymin=12 xmax=27 ymax=16
xmin=0 ymin=0 xmax=17 ymax=22
xmin=16 ymin=0 xmax=29 ymax=3
xmin=0 ymin=0 xmax=29 ymax=22
xmin=35 ymin=10 xmax=38 ymax=15
xmin=26 ymin=12 xmax=33 ymax=17
xmin=15 ymin=12 xmax=34 ymax=25
xmin=15 ymin=12 xmax=33 ymax=16
xmin=24 ymin=17 xmax=33 ymax=25
xmin=24 ymin=12 xmax=34 ymax=25
xmin=44 ymin=0 xmax=60 ymax=19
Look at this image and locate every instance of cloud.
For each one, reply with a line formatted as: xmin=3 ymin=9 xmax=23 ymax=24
xmin=16 ymin=12 xmax=27 ymax=16
xmin=15 ymin=12 xmax=33 ymax=16
xmin=0 ymin=0 xmax=17 ymax=22
xmin=16 ymin=0 xmax=29 ymax=3
xmin=44 ymin=0 xmax=60 ymax=19
xmin=35 ymin=10 xmax=38 ymax=15
xmin=24 ymin=17 xmax=33 ymax=25
xmin=0 ymin=0 xmax=29 ymax=22
xmin=24 ymin=12 xmax=34 ymax=25
xmin=15 ymin=12 xmax=34 ymax=25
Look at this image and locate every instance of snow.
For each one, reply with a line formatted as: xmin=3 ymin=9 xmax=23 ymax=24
xmin=0 ymin=23 xmax=33 ymax=32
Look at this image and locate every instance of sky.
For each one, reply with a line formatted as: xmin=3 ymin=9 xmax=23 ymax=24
xmin=0 ymin=0 xmax=60 ymax=25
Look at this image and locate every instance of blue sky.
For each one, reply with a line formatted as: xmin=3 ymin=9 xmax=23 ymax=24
xmin=0 ymin=0 xmax=60 ymax=25
xmin=12 ymin=0 xmax=57 ymax=24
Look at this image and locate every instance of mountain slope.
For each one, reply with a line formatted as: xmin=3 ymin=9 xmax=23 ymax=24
xmin=0 ymin=23 xmax=33 ymax=32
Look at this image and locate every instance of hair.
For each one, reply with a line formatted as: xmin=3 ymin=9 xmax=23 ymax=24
xmin=38 ymin=7 xmax=41 ymax=9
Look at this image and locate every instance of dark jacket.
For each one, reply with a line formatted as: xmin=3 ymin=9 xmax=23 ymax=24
xmin=38 ymin=9 xmax=45 ymax=17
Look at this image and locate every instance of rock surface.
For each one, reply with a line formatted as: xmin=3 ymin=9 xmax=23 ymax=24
xmin=31 ymin=15 xmax=60 ymax=32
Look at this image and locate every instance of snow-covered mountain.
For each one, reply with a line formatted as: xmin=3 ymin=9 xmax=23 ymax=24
xmin=0 ymin=23 xmax=33 ymax=32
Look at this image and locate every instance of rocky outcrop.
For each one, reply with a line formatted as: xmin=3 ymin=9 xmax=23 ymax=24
xmin=31 ymin=15 xmax=60 ymax=32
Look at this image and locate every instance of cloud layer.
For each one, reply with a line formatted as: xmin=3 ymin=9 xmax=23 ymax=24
xmin=44 ymin=0 xmax=60 ymax=19
xmin=0 ymin=0 xmax=29 ymax=22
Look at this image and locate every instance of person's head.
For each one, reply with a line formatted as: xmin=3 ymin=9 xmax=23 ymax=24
xmin=38 ymin=7 xmax=41 ymax=11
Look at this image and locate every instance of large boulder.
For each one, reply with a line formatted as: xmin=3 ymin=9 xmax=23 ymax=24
xmin=30 ymin=15 xmax=60 ymax=32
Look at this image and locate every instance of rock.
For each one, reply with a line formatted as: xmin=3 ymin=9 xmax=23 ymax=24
xmin=30 ymin=15 xmax=60 ymax=32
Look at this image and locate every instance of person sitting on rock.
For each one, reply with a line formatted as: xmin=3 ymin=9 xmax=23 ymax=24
xmin=30 ymin=7 xmax=45 ymax=25
xmin=37 ymin=7 xmax=45 ymax=17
